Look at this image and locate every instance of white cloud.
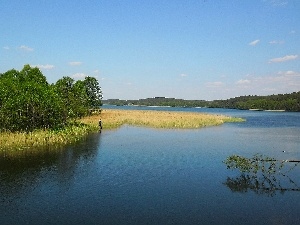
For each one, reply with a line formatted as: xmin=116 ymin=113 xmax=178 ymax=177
xmin=290 ymin=30 xmax=296 ymax=34
xmin=268 ymin=55 xmax=298 ymax=63
xmin=236 ymin=79 xmax=251 ymax=85
xmin=180 ymin=73 xmax=188 ymax=77
xmin=3 ymin=46 xmax=9 ymax=50
xmin=262 ymin=87 xmax=277 ymax=92
xmin=69 ymin=61 xmax=82 ymax=66
xmin=249 ymin=39 xmax=260 ymax=46
xmin=238 ymin=71 xmax=300 ymax=90
xmin=267 ymin=73 xmax=300 ymax=86
xmin=205 ymin=81 xmax=224 ymax=88
xmin=269 ymin=40 xmax=284 ymax=44
xmin=265 ymin=0 xmax=288 ymax=6
xmin=71 ymin=73 xmax=99 ymax=80
xmin=19 ymin=45 xmax=34 ymax=51
xmin=206 ymin=68 xmax=300 ymax=99
xmin=71 ymin=73 xmax=87 ymax=79
xmin=32 ymin=64 xmax=55 ymax=70
xmin=278 ymin=70 xmax=300 ymax=77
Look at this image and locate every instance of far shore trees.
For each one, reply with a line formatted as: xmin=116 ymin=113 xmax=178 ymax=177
xmin=103 ymin=92 xmax=300 ymax=111
xmin=0 ymin=65 xmax=102 ymax=132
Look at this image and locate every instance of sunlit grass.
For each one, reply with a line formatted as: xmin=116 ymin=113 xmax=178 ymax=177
xmin=0 ymin=109 xmax=244 ymax=154
xmin=0 ymin=123 xmax=96 ymax=154
xmin=80 ymin=109 xmax=245 ymax=129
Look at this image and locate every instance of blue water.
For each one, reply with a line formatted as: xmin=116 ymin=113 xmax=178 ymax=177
xmin=0 ymin=107 xmax=300 ymax=225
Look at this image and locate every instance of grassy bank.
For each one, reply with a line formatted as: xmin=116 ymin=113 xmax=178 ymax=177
xmin=0 ymin=122 xmax=96 ymax=153
xmin=0 ymin=109 xmax=244 ymax=154
xmin=80 ymin=109 xmax=245 ymax=129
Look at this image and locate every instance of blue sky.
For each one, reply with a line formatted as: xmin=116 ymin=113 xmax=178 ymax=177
xmin=1 ymin=0 xmax=299 ymax=100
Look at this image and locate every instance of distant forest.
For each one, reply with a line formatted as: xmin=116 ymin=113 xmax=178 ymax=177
xmin=103 ymin=91 xmax=300 ymax=112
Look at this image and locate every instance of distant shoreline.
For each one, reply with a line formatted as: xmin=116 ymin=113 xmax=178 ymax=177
xmin=103 ymin=91 xmax=300 ymax=112
xmin=104 ymin=104 xmax=289 ymax=112
xmin=264 ymin=109 xmax=286 ymax=112
xmin=249 ymin=108 xmax=286 ymax=112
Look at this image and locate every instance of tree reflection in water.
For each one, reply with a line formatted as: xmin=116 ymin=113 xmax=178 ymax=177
xmin=223 ymin=154 xmax=300 ymax=196
xmin=0 ymin=133 xmax=101 ymax=200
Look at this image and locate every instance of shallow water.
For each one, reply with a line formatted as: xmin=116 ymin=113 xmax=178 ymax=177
xmin=0 ymin=108 xmax=300 ymax=225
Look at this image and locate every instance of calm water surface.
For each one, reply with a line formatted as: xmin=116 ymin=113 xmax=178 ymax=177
xmin=1 ymin=107 xmax=300 ymax=225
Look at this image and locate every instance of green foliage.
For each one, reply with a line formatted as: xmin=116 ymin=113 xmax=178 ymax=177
xmin=83 ymin=76 xmax=103 ymax=109
xmin=224 ymin=154 xmax=300 ymax=196
xmin=224 ymin=154 xmax=281 ymax=174
xmin=0 ymin=65 xmax=103 ymax=132
xmin=53 ymin=76 xmax=102 ymax=119
xmin=0 ymin=65 xmax=65 ymax=131
xmin=54 ymin=76 xmax=88 ymax=119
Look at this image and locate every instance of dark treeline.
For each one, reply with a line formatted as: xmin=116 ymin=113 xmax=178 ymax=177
xmin=103 ymin=92 xmax=300 ymax=112
xmin=209 ymin=92 xmax=300 ymax=111
xmin=103 ymin=97 xmax=207 ymax=108
xmin=0 ymin=65 xmax=102 ymax=132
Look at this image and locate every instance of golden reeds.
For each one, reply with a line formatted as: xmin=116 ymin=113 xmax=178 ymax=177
xmin=0 ymin=123 xmax=95 ymax=153
xmin=80 ymin=109 xmax=244 ymax=129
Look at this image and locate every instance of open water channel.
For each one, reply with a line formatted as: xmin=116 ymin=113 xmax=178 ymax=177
xmin=1 ymin=106 xmax=300 ymax=225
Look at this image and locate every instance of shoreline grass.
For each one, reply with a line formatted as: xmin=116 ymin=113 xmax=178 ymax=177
xmin=0 ymin=123 xmax=96 ymax=154
xmin=0 ymin=109 xmax=244 ymax=154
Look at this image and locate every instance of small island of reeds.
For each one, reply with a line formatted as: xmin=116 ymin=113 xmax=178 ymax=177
xmin=81 ymin=109 xmax=245 ymax=129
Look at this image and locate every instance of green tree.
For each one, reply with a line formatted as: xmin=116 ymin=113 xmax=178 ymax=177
xmin=73 ymin=80 xmax=90 ymax=117
xmin=83 ymin=76 xmax=102 ymax=109
xmin=0 ymin=65 xmax=65 ymax=132
xmin=54 ymin=76 xmax=77 ymax=120
xmin=0 ymin=65 xmax=103 ymax=132
xmin=54 ymin=76 xmax=98 ymax=119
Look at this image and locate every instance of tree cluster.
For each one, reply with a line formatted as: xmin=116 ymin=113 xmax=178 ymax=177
xmin=0 ymin=65 xmax=102 ymax=132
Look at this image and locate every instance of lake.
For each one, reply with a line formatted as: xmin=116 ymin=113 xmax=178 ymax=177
xmin=1 ymin=107 xmax=300 ymax=225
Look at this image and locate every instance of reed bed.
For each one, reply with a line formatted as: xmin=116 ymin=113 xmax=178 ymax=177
xmin=0 ymin=123 xmax=95 ymax=154
xmin=80 ymin=109 xmax=244 ymax=129
xmin=1 ymin=109 xmax=244 ymax=154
